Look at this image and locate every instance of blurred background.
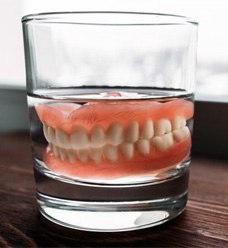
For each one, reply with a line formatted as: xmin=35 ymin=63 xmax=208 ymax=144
xmin=0 ymin=0 xmax=228 ymax=132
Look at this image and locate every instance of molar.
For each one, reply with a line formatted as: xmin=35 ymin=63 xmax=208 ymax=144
xmin=151 ymin=133 xmax=174 ymax=152
xmin=154 ymin=119 xmax=172 ymax=136
xmin=172 ymin=116 xmax=186 ymax=130
xmin=91 ymin=125 xmax=106 ymax=148
xmin=107 ymin=123 xmax=124 ymax=145
xmin=141 ymin=120 xmax=154 ymax=139
xmin=137 ymin=139 xmax=150 ymax=155
xmin=173 ymin=126 xmax=190 ymax=142
xmin=120 ymin=142 xmax=134 ymax=160
xmin=125 ymin=121 xmax=139 ymax=143
xmin=71 ymin=128 xmax=89 ymax=149
xmin=104 ymin=145 xmax=118 ymax=162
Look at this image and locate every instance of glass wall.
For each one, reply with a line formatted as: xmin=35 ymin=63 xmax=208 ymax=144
xmin=0 ymin=0 xmax=227 ymax=101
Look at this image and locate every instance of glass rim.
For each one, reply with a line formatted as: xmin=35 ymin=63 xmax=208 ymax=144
xmin=21 ymin=11 xmax=198 ymax=26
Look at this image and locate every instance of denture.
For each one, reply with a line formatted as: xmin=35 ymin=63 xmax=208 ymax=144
xmin=36 ymin=98 xmax=193 ymax=179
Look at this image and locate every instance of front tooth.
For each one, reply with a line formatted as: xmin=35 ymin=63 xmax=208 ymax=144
xmin=125 ymin=121 xmax=139 ymax=143
xmin=67 ymin=149 xmax=76 ymax=164
xmin=91 ymin=125 xmax=106 ymax=148
xmin=107 ymin=123 xmax=124 ymax=145
xmin=151 ymin=133 xmax=174 ymax=152
xmin=78 ymin=149 xmax=88 ymax=163
xmin=56 ymin=128 xmax=71 ymax=149
xmin=91 ymin=148 xmax=102 ymax=165
xmin=137 ymin=139 xmax=150 ymax=155
xmin=104 ymin=145 xmax=118 ymax=162
xmin=172 ymin=116 xmax=186 ymax=130
xmin=173 ymin=127 xmax=190 ymax=142
xmin=120 ymin=143 xmax=134 ymax=160
xmin=141 ymin=120 xmax=154 ymax=139
xmin=154 ymin=119 xmax=172 ymax=136
xmin=71 ymin=128 xmax=89 ymax=149
xmin=43 ymin=124 xmax=50 ymax=142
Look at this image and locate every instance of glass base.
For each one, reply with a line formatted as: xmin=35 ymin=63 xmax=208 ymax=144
xmin=35 ymin=163 xmax=189 ymax=232
xmin=37 ymin=192 xmax=187 ymax=232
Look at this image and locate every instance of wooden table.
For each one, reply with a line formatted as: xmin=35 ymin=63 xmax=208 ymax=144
xmin=0 ymin=132 xmax=227 ymax=247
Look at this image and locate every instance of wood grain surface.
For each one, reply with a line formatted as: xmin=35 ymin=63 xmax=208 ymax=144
xmin=0 ymin=132 xmax=227 ymax=247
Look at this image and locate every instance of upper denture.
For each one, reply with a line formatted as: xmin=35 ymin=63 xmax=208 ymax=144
xmin=36 ymin=99 xmax=193 ymax=133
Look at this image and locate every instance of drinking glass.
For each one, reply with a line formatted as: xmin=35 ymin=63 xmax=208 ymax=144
xmin=22 ymin=12 xmax=198 ymax=232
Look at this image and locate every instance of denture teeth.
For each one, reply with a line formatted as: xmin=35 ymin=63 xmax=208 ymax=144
xmin=107 ymin=123 xmax=124 ymax=146
xmin=43 ymin=124 xmax=50 ymax=142
xmin=173 ymin=126 xmax=190 ymax=142
xmin=52 ymin=144 xmax=59 ymax=157
xmin=91 ymin=148 xmax=102 ymax=165
xmin=172 ymin=116 xmax=186 ymax=130
xmin=91 ymin=125 xmax=106 ymax=148
xmin=56 ymin=128 xmax=71 ymax=149
xmin=59 ymin=147 xmax=66 ymax=161
xmin=151 ymin=133 xmax=174 ymax=152
xmin=125 ymin=121 xmax=139 ymax=143
xmin=66 ymin=149 xmax=76 ymax=164
xmin=48 ymin=127 xmax=56 ymax=144
xmin=78 ymin=149 xmax=88 ymax=163
xmin=45 ymin=112 xmax=190 ymax=165
xmin=104 ymin=145 xmax=118 ymax=162
xmin=71 ymin=128 xmax=89 ymax=149
xmin=49 ymin=143 xmax=53 ymax=152
xmin=154 ymin=119 xmax=172 ymax=136
xmin=137 ymin=139 xmax=150 ymax=155
xmin=120 ymin=142 xmax=134 ymax=160
xmin=141 ymin=120 xmax=154 ymax=139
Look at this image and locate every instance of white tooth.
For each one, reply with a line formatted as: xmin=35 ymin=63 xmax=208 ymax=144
xmin=59 ymin=148 xmax=66 ymax=161
xmin=125 ymin=121 xmax=139 ymax=143
xmin=56 ymin=128 xmax=71 ymax=149
xmin=48 ymin=127 xmax=56 ymax=144
xmin=172 ymin=116 xmax=186 ymax=130
xmin=137 ymin=139 xmax=150 ymax=155
xmin=43 ymin=124 xmax=50 ymax=142
xmin=78 ymin=149 xmax=88 ymax=163
xmin=71 ymin=128 xmax=89 ymax=149
xmin=49 ymin=143 xmax=53 ymax=152
xmin=154 ymin=119 xmax=172 ymax=136
xmin=104 ymin=145 xmax=118 ymax=162
xmin=52 ymin=145 xmax=59 ymax=157
xmin=67 ymin=149 xmax=76 ymax=164
xmin=120 ymin=143 xmax=134 ymax=160
xmin=141 ymin=120 xmax=154 ymax=139
xmin=91 ymin=125 xmax=106 ymax=148
xmin=173 ymin=127 xmax=190 ymax=142
xmin=91 ymin=148 xmax=102 ymax=165
xmin=151 ymin=133 xmax=174 ymax=152
xmin=107 ymin=123 xmax=124 ymax=145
